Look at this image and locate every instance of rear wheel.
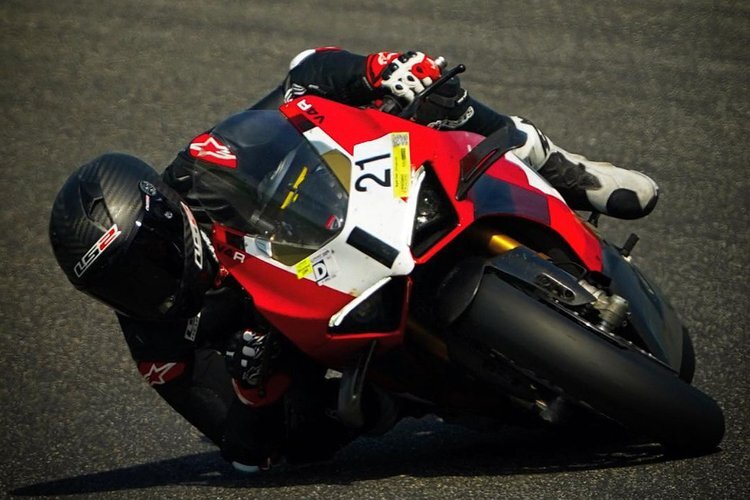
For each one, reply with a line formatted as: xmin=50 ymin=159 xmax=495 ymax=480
xmin=453 ymin=273 xmax=725 ymax=454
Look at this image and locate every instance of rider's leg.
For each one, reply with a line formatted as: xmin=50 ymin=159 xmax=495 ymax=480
xmin=510 ymin=116 xmax=659 ymax=219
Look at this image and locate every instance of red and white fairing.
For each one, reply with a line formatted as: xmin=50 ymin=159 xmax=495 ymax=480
xmin=206 ymin=96 xmax=603 ymax=365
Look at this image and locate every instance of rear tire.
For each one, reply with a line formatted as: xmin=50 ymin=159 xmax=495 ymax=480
xmin=454 ymin=274 xmax=725 ymax=454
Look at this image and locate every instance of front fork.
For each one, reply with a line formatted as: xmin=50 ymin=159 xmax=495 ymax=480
xmin=336 ymin=340 xmax=376 ymax=429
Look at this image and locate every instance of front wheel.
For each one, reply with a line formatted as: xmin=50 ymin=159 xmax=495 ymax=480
xmin=452 ymin=273 xmax=725 ymax=454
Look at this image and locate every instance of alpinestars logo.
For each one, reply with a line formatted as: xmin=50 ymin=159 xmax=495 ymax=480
xmin=74 ymin=224 xmax=121 ymax=277
xmin=376 ymin=51 xmax=399 ymax=66
xmin=188 ymin=133 xmax=237 ymax=168
xmin=138 ymin=361 xmax=186 ymax=386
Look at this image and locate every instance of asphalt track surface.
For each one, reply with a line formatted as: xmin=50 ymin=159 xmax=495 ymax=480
xmin=2 ymin=1 xmax=748 ymax=498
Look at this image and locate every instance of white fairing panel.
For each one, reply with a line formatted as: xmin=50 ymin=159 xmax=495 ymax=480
xmin=241 ymin=128 xmax=420 ymax=298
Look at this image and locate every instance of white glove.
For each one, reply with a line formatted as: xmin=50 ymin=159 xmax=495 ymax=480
xmin=367 ymin=51 xmax=445 ymax=103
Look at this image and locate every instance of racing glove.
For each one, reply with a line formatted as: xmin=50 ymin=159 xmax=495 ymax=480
xmin=224 ymin=329 xmax=274 ymax=387
xmin=224 ymin=329 xmax=290 ymax=407
xmin=365 ymin=50 xmax=444 ymax=103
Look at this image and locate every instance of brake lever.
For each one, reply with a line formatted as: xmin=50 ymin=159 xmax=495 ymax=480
xmin=398 ymin=63 xmax=466 ymax=119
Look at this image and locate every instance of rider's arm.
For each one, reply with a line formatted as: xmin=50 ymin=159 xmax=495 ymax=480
xmin=461 ymin=98 xmax=516 ymax=136
xmin=117 ymin=313 xmax=236 ymax=446
xmin=283 ymin=47 xmax=378 ymax=105
xmin=284 ymin=47 xmax=511 ymax=136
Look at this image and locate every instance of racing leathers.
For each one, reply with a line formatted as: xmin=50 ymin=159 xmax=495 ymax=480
xmin=118 ymin=283 xmax=247 ymax=447
xmin=118 ymin=258 xmax=352 ymax=470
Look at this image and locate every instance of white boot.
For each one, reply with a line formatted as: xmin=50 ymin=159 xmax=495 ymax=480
xmin=511 ymin=116 xmax=659 ymax=219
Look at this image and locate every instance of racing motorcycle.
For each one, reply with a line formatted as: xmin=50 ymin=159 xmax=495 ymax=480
xmin=185 ymin=65 xmax=725 ymax=453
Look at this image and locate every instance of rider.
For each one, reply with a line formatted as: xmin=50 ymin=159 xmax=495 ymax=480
xmin=275 ymin=47 xmax=659 ymax=220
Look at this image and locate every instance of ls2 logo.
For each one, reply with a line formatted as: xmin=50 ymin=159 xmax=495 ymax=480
xmin=74 ymin=224 xmax=121 ymax=277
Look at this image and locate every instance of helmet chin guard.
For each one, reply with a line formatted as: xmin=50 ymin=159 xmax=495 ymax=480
xmin=164 ymin=194 xmax=215 ymax=319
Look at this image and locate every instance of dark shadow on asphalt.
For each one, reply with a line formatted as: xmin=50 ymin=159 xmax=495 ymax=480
xmin=10 ymin=416 xmax=714 ymax=497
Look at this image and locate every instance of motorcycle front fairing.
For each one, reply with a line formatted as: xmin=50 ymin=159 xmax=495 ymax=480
xmin=189 ymin=104 xmax=440 ymax=365
xmin=188 ymin=96 xmax=607 ymax=365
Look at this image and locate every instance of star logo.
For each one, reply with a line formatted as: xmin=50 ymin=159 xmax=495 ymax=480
xmin=188 ymin=133 xmax=237 ymax=168
xmin=376 ymin=51 xmax=399 ymax=66
xmin=138 ymin=362 xmax=185 ymax=386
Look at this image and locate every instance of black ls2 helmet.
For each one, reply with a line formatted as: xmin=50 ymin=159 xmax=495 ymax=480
xmin=49 ymin=153 xmax=214 ymax=321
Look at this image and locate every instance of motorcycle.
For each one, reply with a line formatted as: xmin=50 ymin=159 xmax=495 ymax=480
xmin=184 ymin=65 xmax=724 ymax=453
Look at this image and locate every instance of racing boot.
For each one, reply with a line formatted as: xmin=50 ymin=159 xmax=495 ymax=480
xmin=511 ymin=116 xmax=659 ymax=219
xmin=538 ymin=148 xmax=659 ymax=219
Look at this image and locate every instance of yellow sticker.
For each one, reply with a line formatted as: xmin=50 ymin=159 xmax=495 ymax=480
xmin=391 ymin=132 xmax=410 ymax=198
xmin=294 ymin=258 xmax=313 ymax=279
xmin=281 ymin=166 xmax=308 ymax=209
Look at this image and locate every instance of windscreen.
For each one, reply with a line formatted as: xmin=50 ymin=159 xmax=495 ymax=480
xmin=191 ymin=110 xmax=349 ymax=265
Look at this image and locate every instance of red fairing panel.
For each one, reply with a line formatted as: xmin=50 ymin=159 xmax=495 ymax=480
xmin=477 ymin=157 xmax=603 ymax=272
xmin=213 ymin=226 xmax=403 ymax=365
xmin=547 ymin=198 xmax=603 ymax=272
xmin=214 ymin=227 xmax=349 ymax=336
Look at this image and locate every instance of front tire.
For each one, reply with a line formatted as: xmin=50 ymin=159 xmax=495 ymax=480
xmin=453 ymin=273 xmax=725 ymax=454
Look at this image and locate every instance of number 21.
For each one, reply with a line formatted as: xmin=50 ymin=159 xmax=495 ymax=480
xmin=355 ymin=153 xmax=391 ymax=192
